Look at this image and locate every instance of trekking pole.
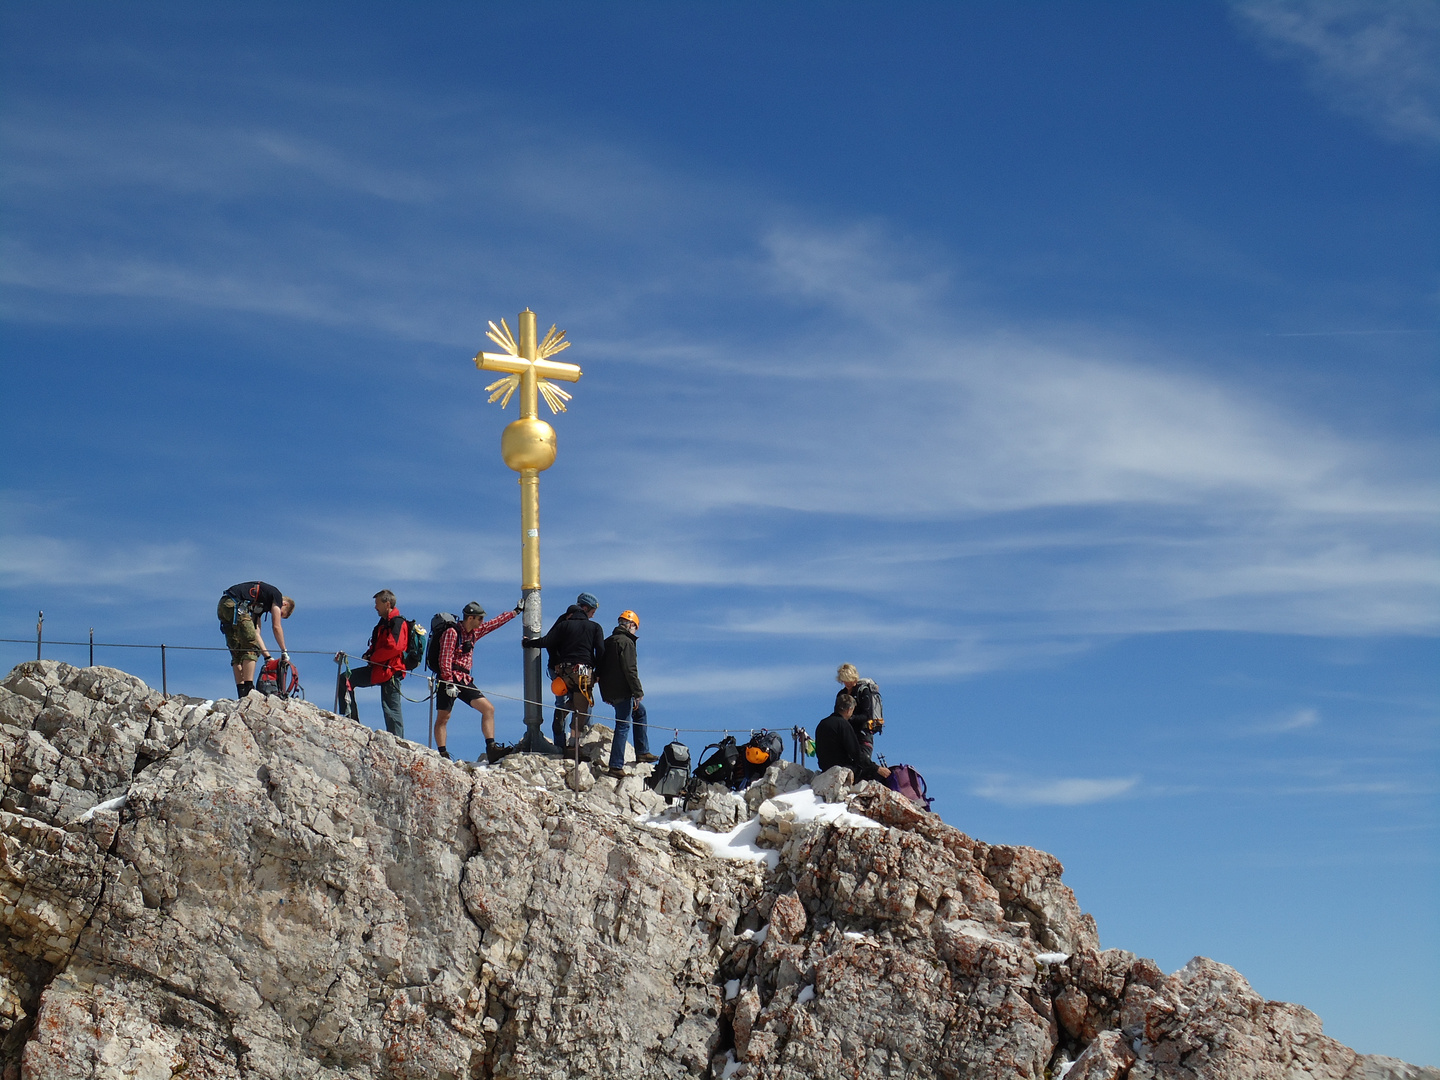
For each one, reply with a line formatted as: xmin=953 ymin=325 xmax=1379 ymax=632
xmin=428 ymin=675 xmax=434 ymax=750
xmin=89 ymin=628 xmax=94 ymax=667
xmin=36 ymin=611 xmax=42 ymax=660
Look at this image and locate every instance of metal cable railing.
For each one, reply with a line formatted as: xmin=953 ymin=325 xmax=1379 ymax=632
xmin=2 ymin=620 xmax=818 ymax=759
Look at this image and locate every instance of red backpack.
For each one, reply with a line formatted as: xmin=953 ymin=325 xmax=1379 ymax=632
xmin=257 ymin=657 xmax=303 ymax=699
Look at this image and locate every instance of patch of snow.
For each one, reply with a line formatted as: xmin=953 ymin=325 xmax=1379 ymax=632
xmin=637 ymin=811 xmax=780 ymax=868
xmin=720 ymin=1051 xmax=743 ymax=1078
xmin=770 ymin=787 xmax=882 ymax=829
xmin=795 ymin=984 xmax=815 ymax=1005
xmin=635 ymin=784 xmax=881 ymax=867
xmin=1055 ymin=1061 xmax=1074 ymax=1079
xmin=1036 ymin=952 xmax=1070 ymax=965
xmin=725 ymin=979 xmax=740 ymax=1000
xmin=843 ymin=931 xmax=874 ymax=944
xmin=74 ymin=792 xmax=127 ymax=823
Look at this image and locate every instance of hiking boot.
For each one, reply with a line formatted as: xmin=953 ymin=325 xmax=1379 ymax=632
xmin=485 ymin=742 xmax=516 ymax=765
xmin=437 ymin=746 xmax=452 ymax=759
xmin=607 ymin=766 xmax=628 ymax=780
xmin=636 ymin=752 xmax=659 ymax=763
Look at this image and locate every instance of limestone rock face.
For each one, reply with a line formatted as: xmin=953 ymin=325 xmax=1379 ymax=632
xmin=1 ymin=661 xmax=1433 ymax=1080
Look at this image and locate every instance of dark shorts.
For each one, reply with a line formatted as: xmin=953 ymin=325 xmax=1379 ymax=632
xmin=437 ymin=682 xmax=485 ymax=712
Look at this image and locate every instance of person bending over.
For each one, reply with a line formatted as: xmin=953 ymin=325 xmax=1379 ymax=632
xmin=218 ymin=581 xmax=293 ymax=697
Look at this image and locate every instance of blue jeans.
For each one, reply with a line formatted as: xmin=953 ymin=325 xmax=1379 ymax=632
xmin=608 ymin=697 xmax=649 ymax=768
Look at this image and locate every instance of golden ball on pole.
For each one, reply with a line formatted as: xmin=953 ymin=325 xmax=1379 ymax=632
xmin=501 ymin=417 xmax=557 ymax=472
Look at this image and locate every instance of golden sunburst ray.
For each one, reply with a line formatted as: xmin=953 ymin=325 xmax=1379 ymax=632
xmin=485 ymin=373 xmax=521 ymax=409
xmin=538 ymin=380 xmax=573 ymax=414
xmin=486 ymin=318 xmax=518 ymax=355
xmin=538 ymin=324 xmax=571 ymax=359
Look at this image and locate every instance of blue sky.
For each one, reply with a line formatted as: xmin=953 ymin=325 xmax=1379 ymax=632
xmin=2 ymin=0 xmax=1436 ymax=1063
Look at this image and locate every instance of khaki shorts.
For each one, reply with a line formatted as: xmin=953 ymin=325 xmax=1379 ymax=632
xmin=553 ymin=663 xmax=594 ymax=707
xmin=218 ymin=596 xmax=262 ymax=664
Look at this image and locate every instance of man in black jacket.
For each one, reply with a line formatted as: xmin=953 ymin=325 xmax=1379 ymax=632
xmin=523 ymin=591 xmax=604 ymax=751
xmin=815 ymin=693 xmax=890 ymax=784
xmin=599 ymin=610 xmax=652 ymax=776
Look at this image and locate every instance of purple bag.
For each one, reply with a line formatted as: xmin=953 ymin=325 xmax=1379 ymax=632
xmin=886 ymin=764 xmax=933 ymax=811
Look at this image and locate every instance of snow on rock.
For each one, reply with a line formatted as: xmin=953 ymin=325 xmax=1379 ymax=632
xmin=2 ymin=660 xmax=1433 ymax=1080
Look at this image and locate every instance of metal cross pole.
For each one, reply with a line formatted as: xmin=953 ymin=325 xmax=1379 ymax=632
xmin=473 ymin=309 xmax=583 ymax=756
xmin=36 ymin=611 xmax=43 ymax=661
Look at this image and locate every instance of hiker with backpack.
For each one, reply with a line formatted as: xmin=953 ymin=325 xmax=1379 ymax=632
xmin=218 ymin=581 xmax=294 ymax=698
xmin=522 ymin=591 xmax=605 ymax=752
xmin=598 ymin=609 xmax=654 ymax=778
xmin=431 ymin=601 xmax=520 ymax=763
xmin=815 ymin=692 xmax=890 ymax=784
xmin=334 ymin=589 xmax=409 ymax=740
xmin=835 ymin=663 xmax=884 ymax=755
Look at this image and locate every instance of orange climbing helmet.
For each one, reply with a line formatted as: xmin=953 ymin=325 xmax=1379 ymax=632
xmin=618 ymin=610 xmax=640 ymax=629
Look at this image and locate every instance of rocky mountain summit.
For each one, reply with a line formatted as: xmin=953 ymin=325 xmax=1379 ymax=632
xmin=1 ymin=660 xmax=1433 ymax=1080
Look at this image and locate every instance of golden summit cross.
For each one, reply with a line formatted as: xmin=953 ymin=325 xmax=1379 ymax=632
xmin=472 ymin=309 xmax=583 ymax=754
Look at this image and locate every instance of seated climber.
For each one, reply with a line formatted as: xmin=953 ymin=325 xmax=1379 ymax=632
xmin=814 ymin=693 xmax=890 ymax=783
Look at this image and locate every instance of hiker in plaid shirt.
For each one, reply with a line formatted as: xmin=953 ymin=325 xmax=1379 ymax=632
xmin=435 ymin=601 xmax=519 ymax=763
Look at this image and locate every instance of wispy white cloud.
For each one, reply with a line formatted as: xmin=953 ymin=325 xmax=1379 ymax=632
xmin=1233 ymin=0 xmax=1440 ymax=146
xmin=1253 ymin=707 xmax=1323 ymax=733
xmin=1 ymin=75 xmax=1435 ymax=655
xmin=972 ymin=774 xmax=1141 ymax=807
xmin=0 ymin=534 xmax=198 ymax=588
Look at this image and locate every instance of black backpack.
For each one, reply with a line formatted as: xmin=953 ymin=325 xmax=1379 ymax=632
xmin=425 ymin=613 xmax=459 ymax=674
xmin=742 ymin=729 xmax=785 ymax=781
xmin=645 ymin=741 xmax=691 ymax=801
xmin=693 ymin=736 xmax=741 ymax=789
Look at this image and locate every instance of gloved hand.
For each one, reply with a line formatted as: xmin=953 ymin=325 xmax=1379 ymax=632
xmin=280 ymin=651 xmax=289 ymax=664
xmin=521 ymin=638 xmax=539 ymax=648
xmin=439 ymin=680 xmax=455 ymax=697
xmin=514 ymin=600 xmax=525 ymax=613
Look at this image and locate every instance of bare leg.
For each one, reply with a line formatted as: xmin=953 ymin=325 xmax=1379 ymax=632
xmin=435 ymin=709 xmax=452 ymax=747
xmin=470 ymin=697 xmax=496 ymax=740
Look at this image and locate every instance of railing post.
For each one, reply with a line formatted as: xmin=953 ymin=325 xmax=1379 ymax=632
xmin=161 ymin=644 xmax=167 ymax=697
xmin=89 ymin=628 xmax=95 ymax=667
xmin=36 ymin=611 xmax=43 ymax=660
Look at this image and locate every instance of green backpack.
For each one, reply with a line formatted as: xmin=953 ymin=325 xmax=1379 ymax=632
xmin=401 ymin=619 xmax=428 ymax=672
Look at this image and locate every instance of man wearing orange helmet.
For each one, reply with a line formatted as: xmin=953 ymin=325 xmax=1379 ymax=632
xmin=598 ymin=609 xmax=651 ymax=778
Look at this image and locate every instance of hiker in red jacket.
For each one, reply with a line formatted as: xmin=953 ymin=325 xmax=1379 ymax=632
xmin=335 ymin=590 xmax=408 ymax=739
xmin=435 ymin=601 xmax=519 ymax=764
